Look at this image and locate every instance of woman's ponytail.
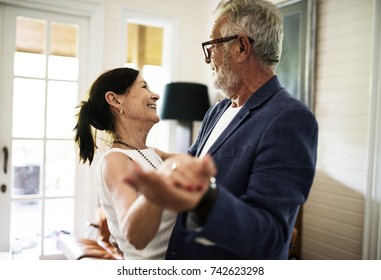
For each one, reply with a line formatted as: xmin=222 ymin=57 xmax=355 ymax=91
xmin=74 ymin=101 xmax=97 ymax=164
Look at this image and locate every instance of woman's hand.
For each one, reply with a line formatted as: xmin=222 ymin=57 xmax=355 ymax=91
xmin=158 ymin=154 xmax=215 ymax=192
xmin=124 ymin=154 xmax=217 ymax=212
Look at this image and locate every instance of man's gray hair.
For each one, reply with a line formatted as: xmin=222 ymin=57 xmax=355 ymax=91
xmin=214 ymin=0 xmax=283 ymax=67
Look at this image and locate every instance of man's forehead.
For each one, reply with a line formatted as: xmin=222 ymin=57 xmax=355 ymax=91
xmin=210 ymin=14 xmax=228 ymax=38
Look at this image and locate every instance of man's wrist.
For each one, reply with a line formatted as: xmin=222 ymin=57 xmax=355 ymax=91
xmin=187 ymin=177 xmax=218 ymax=229
xmin=195 ymin=177 xmax=217 ymax=212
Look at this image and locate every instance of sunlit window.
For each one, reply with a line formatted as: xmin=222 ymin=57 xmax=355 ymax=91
xmin=125 ymin=22 xmax=169 ymax=151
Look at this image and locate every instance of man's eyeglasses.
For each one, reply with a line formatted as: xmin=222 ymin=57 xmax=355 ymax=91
xmin=201 ymin=35 xmax=254 ymax=63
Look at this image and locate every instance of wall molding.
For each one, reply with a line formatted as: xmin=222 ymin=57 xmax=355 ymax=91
xmin=364 ymin=0 xmax=381 ymax=260
xmin=0 ymin=0 xmax=99 ymax=16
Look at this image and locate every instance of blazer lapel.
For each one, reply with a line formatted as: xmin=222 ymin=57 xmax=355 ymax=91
xmin=205 ymin=106 xmax=250 ymax=156
xmin=200 ymin=76 xmax=282 ymax=157
xmin=196 ymin=102 xmax=230 ymax=156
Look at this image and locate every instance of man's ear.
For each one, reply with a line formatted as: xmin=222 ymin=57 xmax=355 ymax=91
xmin=237 ymin=36 xmax=251 ymax=62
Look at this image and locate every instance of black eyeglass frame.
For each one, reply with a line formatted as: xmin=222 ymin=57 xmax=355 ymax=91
xmin=201 ymin=35 xmax=254 ymax=62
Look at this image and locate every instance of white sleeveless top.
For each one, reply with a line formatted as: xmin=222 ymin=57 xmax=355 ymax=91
xmin=96 ymin=147 xmax=176 ymax=260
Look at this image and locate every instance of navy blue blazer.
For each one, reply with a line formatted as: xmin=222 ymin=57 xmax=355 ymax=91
xmin=165 ymin=76 xmax=318 ymax=259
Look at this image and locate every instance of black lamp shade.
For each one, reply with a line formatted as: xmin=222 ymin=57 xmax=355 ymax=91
xmin=160 ymin=82 xmax=210 ymax=121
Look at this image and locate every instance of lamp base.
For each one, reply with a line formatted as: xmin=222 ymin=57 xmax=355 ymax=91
xmin=177 ymin=120 xmax=193 ymax=147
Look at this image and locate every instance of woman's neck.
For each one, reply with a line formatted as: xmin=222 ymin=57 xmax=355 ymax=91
xmin=114 ymin=130 xmax=148 ymax=149
xmin=113 ymin=136 xmax=147 ymax=149
xmin=113 ymin=120 xmax=153 ymax=149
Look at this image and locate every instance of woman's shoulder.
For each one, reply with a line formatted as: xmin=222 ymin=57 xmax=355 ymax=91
xmin=101 ymin=148 xmax=133 ymax=166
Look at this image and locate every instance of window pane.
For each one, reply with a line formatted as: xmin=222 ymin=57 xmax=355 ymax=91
xmin=44 ymin=198 xmax=74 ymax=255
xmin=142 ymin=65 xmax=165 ymax=94
xmin=10 ymin=200 xmax=42 ymax=259
xmin=48 ymin=55 xmax=79 ymax=81
xmin=50 ymin=22 xmax=78 ymax=57
xmin=12 ymin=140 xmax=44 ymax=197
xmin=46 ymin=81 xmax=78 ymax=138
xmin=126 ymin=23 xmax=163 ymax=68
xmin=45 ymin=140 xmax=75 ymax=197
xmin=12 ymin=78 xmax=45 ymax=138
xmin=14 ymin=52 xmax=46 ymax=78
xmin=16 ymin=17 xmax=46 ymax=54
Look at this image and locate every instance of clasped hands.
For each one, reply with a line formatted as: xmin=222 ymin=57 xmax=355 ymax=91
xmin=124 ymin=154 xmax=217 ymax=212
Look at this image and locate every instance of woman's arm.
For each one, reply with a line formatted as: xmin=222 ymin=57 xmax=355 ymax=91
xmin=102 ymin=152 xmax=163 ymax=249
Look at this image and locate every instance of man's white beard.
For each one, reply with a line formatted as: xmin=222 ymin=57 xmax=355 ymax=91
xmin=213 ymin=51 xmax=240 ymax=99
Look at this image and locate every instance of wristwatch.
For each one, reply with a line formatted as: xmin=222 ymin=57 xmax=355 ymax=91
xmin=186 ymin=177 xmax=218 ymax=230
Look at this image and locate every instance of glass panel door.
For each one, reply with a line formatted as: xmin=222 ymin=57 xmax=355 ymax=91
xmin=0 ymin=5 xmax=88 ymax=259
xmin=11 ymin=16 xmax=77 ymax=259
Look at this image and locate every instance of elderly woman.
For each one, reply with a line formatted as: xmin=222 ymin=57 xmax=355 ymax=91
xmin=74 ymin=67 xmax=177 ymax=259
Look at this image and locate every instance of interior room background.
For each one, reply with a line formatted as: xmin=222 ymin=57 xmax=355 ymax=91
xmin=0 ymin=0 xmax=380 ymax=260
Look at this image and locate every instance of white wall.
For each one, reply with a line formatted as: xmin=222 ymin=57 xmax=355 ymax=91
xmin=302 ymin=0 xmax=374 ymax=259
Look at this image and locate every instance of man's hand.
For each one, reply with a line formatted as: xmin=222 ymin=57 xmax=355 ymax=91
xmin=124 ymin=154 xmax=216 ymax=212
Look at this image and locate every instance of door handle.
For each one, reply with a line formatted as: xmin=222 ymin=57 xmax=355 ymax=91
xmin=2 ymin=146 xmax=8 ymax=174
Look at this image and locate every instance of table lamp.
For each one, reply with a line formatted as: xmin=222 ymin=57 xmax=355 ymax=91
xmin=160 ymin=82 xmax=210 ymax=145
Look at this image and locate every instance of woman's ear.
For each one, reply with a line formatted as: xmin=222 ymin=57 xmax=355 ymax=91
xmin=105 ymin=91 xmax=121 ymax=109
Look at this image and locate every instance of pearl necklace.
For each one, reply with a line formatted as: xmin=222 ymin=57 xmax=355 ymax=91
xmin=112 ymin=140 xmax=159 ymax=170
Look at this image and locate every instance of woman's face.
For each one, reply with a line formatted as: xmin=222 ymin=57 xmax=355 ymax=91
xmin=121 ymin=74 xmax=160 ymax=125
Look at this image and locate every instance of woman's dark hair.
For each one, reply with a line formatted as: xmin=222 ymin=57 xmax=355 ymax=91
xmin=74 ymin=67 xmax=140 ymax=164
